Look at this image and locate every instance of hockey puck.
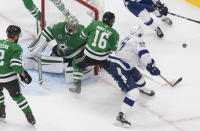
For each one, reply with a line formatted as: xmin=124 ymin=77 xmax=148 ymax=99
xmin=182 ymin=43 xmax=187 ymax=48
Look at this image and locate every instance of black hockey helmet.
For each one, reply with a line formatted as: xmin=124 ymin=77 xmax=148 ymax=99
xmin=6 ymin=25 xmax=21 ymax=38
xmin=102 ymin=11 xmax=115 ymax=27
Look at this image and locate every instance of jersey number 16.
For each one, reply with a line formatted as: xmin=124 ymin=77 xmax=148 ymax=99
xmin=92 ymin=30 xmax=109 ymax=49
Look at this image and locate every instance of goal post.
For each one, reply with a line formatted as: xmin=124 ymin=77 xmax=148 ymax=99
xmin=76 ymin=0 xmax=100 ymax=75
xmin=40 ymin=0 xmax=100 ymax=75
xmin=41 ymin=0 xmax=45 ymax=30
xmin=76 ymin=0 xmax=99 ymax=21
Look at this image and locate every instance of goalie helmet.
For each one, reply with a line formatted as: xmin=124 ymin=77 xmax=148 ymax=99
xmin=130 ymin=25 xmax=144 ymax=37
xmin=65 ymin=16 xmax=79 ymax=35
xmin=6 ymin=25 xmax=21 ymax=38
xmin=102 ymin=11 xmax=115 ymax=27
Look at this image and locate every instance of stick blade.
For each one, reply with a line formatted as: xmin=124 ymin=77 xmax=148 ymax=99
xmin=172 ymin=77 xmax=183 ymax=87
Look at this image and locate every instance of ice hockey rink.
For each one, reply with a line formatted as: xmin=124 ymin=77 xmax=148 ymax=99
xmin=0 ymin=0 xmax=200 ymax=131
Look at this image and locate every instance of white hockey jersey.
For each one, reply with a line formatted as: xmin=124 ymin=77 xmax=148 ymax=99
xmin=109 ymin=34 xmax=152 ymax=70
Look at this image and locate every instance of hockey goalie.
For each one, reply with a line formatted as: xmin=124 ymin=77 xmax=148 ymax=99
xmin=23 ymin=16 xmax=94 ymax=83
xmin=23 ymin=0 xmax=105 ymax=82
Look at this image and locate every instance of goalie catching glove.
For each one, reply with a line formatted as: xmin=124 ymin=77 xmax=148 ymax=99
xmin=153 ymin=1 xmax=168 ymax=16
xmin=19 ymin=70 xmax=32 ymax=84
xmin=146 ymin=59 xmax=160 ymax=76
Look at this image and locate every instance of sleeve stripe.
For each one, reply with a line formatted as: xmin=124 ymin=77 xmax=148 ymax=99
xmin=10 ymin=63 xmax=22 ymax=67
xmin=138 ymin=49 xmax=149 ymax=58
xmin=44 ymin=28 xmax=54 ymax=40
xmin=80 ymin=31 xmax=88 ymax=39
xmin=11 ymin=59 xmax=22 ymax=63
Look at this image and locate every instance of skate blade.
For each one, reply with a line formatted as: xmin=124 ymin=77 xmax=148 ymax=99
xmin=69 ymin=88 xmax=81 ymax=94
xmin=113 ymin=120 xmax=131 ymax=128
xmin=0 ymin=118 xmax=6 ymax=124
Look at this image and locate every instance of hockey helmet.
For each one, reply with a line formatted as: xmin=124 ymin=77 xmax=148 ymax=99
xmin=130 ymin=25 xmax=144 ymax=37
xmin=102 ymin=11 xmax=115 ymax=27
xmin=65 ymin=16 xmax=79 ymax=35
xmin=6 ymin=25 xmax=21 ymax=38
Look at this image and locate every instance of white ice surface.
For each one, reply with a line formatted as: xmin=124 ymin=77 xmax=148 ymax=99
xmin=0 ymin=0 xmax=200 ymax=131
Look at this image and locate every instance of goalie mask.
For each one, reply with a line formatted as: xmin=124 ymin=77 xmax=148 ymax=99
xmin=65 ymin=16 xmax=79 ymax=35
xmin=130 ymin=25 xmax=144 ymax=37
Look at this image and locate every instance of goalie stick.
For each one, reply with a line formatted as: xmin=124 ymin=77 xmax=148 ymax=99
xmin=37 ymin=55 xmax=52 ymax=88
xmin=37 ymin=55 xmax=43 ymax=85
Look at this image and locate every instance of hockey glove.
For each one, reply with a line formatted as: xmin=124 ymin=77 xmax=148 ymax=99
xmin=153 ymin=1 xmax=168 ymax=16
xmin=146 ymin=59 xmax=160 ymax=76
xmin=19 ymin=70 xmax=32 ymax=84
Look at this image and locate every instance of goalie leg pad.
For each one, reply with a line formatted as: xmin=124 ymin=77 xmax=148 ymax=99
xmin=23 ymin=54 xmax=64 ymax=73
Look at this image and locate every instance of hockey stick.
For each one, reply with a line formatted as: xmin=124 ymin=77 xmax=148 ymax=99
xmin=37 ymin=55 xmax=52 ymax=88
xmin=142 ymin=2 xmax=200 ymax=24
xmin=36 ymin=19 xmax=39 ymax=34
xmin=159 ymin=75 xmax=182 ymax=87
xmin=168 ymin=12 xmax=200 ymax=24
xmin=139 ymin=67 xmax=182 ymax=87
xmin=37 ymin=54 xmax=43 ymax=85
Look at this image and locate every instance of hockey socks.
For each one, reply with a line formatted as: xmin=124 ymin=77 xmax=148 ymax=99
xmin=12 ymin=95 xmax=32 ymax=116
xmin=0 ymin=92 xmax=6 ymax=118
xmin=0 ymin=92 xmax=5 ymax=108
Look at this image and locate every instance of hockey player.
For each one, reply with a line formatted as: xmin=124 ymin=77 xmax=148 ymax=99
xmin=69 ymin=11 xmax=119 ymax=94
xmin=0 ymin=25 xmax=35 ymax=125
xmin=123 ymin=0 xmax=172 ymax=38
xmin=22 ymin=0 xmax=75 ymax=22
xmin=109 ymin=26 xmax=160 ymax=127
xmin=28 ymin=15 xmax=86 ymax=67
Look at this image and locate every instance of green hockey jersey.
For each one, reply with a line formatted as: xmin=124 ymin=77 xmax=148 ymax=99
xmin=42 ymin=22 xmax=86 ymax=58
xmin=0 ymin=40 xmax=24 ymax=83
xmin=80 ymin=21 xmax=119 ymax=60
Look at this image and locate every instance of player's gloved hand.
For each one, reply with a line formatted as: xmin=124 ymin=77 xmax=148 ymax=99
xmin=146 ymin=59 xmax=160 ymax=76
xmin=153 ymin=1 xmax=168 ymax=16
xmin=19 ymin=70 xmax=32 ymax=84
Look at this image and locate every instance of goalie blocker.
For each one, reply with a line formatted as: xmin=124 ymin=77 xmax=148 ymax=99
xmin=23 ymin=54 xmax=94 ymax=82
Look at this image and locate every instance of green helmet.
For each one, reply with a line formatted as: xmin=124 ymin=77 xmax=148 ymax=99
xmin=65 ymin=16 xmax=79 ymax=35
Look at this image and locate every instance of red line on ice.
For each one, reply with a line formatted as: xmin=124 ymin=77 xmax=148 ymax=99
xmin=169 ymin=117 xmax=200 ymax=123
xmin=99 ymin=76 xmax=186 ymax=131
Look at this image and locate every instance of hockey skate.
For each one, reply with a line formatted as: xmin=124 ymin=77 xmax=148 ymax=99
xmin=161 ymin=17 xmax=173 ymax=25
xmin=69 ymin=80 xmax=81 ymax=94
xmin=114 ymin=112 xmax=131 ymax=128
xmin=0 ymin=106 xmax=6 ymax=118
xmin=155 ymin=27 xmax=164 ymax=38
xmin=26 ymin=113 xmax=36 ymax=125
xmin=139 ymin=88 xmax=155 ymax=96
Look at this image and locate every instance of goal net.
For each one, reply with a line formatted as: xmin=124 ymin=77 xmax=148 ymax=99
xmin=39 ymin=0 xmax=101 ymax=30
xmin=39 ymin=0 xmax=103 ymax=75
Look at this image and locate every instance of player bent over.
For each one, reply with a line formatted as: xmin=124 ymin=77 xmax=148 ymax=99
xmin=29 ymin=16 xmax=87 ymax=67
xmin=69 ymin=11 xmax=119 ymax=94
xmin=123 ymin=0 xmax=172 ymax=38
xmin=0 ymin=25 xmax=35 ymax=125
xmin=109 ymin=26 xmax=160 ymax=127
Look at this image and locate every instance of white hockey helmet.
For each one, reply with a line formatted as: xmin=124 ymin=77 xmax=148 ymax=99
xmin=65 ymin=15 xmax=79 ymax=35
xmin=130 ymin=25 xmax=144 ymax=37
